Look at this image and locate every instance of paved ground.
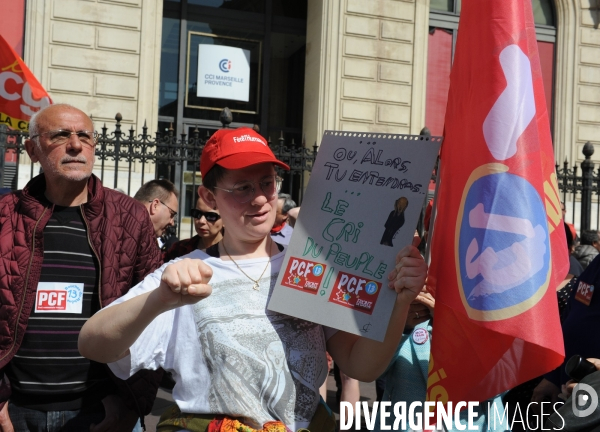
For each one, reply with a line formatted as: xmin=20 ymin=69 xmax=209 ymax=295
xmin=144 ymin=373 xmax=378 ymax=431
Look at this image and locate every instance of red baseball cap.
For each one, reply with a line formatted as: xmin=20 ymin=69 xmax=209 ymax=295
xmin=200 ymin=127 xmax=290 ymax=177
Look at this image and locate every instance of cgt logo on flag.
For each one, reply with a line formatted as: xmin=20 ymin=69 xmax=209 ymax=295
xmin=425 ymin=0 xmax=568 ymax=408
xmin=0 ymin=35 xmax=52 ymax=130
xmin=457 ymin=164 xmax=551 ymax=321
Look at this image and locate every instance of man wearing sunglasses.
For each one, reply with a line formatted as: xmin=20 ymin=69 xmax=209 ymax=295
xmin=163 ymin=187 xmax=224 ymax=262
xmin=0 ymin=104 xmax=163 ymax=432
xmin=133 ymin=179 xmax=179 ymax=242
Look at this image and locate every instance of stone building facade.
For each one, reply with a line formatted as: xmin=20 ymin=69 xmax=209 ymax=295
xmin=3 ymin=0 xmax=600 ymax=228
xmin=23 ymin=0 xmax=163 ymax=129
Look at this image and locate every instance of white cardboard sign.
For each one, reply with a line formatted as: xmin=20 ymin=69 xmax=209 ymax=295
xmin=267 ymin=131 xmax=442 ymax=341
xmin=197 ymin=44 xmax=250 ymax=102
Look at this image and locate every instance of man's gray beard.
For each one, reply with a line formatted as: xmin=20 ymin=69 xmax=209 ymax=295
xmin=42 ymin=153 xmax=95 ymax=182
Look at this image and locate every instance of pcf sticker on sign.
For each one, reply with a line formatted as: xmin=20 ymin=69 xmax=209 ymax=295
xmin=328 ymin=271 xmax=382 ymax=315
xmin=35 ymin=282 xmax=84 ymax=314
xmin=281 ymin=257 xmax=327 ymax=295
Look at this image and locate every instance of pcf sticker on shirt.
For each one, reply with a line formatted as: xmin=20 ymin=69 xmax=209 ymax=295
xmin=575 ymin=281 xmax=594 ymax=306
xmin=35 ymin=282 xmax=84 ymax=314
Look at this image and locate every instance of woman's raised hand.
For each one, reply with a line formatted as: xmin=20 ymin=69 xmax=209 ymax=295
xmin=158 ymin=258 xmax=213 ymax=308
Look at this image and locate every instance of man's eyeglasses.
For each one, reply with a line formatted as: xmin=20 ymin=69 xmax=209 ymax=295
xmin=214 ymin=175 xmax=283 ymax=204
xmin=149 ymin=200 xmax=178 ymax=219
xmin=30 ymin=130 xmax=96 ymax=148
xmin=190 ymin=209 xmax=221 ymax=222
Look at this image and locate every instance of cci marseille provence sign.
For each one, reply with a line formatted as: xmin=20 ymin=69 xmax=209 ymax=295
xmin=197 ymin=44 xmax=250 ymax=102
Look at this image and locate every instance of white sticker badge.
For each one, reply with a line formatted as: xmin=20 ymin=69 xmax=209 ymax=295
xmin=412 ymin=328 xmax=429 ymax=345
xmin=35 ymin=282 xmax=84 ymax=314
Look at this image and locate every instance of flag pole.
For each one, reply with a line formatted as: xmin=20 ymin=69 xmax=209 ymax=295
xmin=425 ymin=156 xmax=442 ymax=267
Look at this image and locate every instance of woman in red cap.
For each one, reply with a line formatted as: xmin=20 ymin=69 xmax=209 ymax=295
xmin=78 ymin=127 xmax=427 ymax=432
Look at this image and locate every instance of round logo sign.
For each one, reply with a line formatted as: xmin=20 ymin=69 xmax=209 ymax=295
xmin=219 ymin=59 xmax=231 ymax=73
xmin=457 ymin=166 xmax=551 ymax=321
xmin=66 ymin=285 xmax=83 ymax=303
xmin=412 ymin=328 xmax=429 ymax=345
xmin=312 ymin=264 xmax=324 ymax=277
xmin=364 ymin=281 xmax=378 ymax=295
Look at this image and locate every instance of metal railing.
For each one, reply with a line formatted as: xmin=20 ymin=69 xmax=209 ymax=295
xmin=0 ymin=108 xmax=318 ymax=239
xmin=557 ymin=141 xmax=600 ymax=233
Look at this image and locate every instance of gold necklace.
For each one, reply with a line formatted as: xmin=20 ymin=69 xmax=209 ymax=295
xmin=221 ymin=237 xmax=272 ymax=290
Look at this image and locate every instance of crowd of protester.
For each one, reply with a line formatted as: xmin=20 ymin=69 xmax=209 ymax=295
xmin=1 ymin=103 xmax=599 ymax=432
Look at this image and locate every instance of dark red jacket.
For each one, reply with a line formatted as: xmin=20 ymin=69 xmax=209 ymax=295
xmin=0 ymin=174 xmax=163 ymax=415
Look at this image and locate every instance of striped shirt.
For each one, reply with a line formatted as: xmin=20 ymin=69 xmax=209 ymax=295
xmin=5 ymin=206 xmax=115 ymax=411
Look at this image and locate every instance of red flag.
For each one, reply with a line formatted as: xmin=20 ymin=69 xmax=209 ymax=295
xmin=0 ymin=34 xmax=52 ymax=131
xmin=426 ymin=0 xmax=568 ymax=405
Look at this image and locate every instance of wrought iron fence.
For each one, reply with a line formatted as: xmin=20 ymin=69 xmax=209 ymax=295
xmin=0 ymin=109 xmax=318 ymax=239
xmin=556 ymin=141 xmax=600 ymax=233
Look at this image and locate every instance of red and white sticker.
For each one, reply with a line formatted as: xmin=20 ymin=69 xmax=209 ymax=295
xmin=575 ymin=281 xmax=594 ymax=306
xmin=281 ymin=258 xmax=326 ymax=295
xmin=328 ymin=271 xmax=382 ymax=315
xmin=412 ymin=328 xmax=429 ymax=345
xmin=35 ymin=282 xmax=84 ymax=314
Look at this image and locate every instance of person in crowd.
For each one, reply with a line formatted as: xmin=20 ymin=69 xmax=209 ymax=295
xmin=333 ymin=365 xmax=361 ymax=414
xmin=163 ymin=187 xmax=224 ymax=262
xmin=287 ymin=206 xmax=300 ymax=228
xmin=376 ymin=287 xmax=510 ymax=432
xmin=270 ymin=192 xmax=296 ymax=245
xmin=134 ymin=179 xmax=179 ymax=241
xmin=561 ymin=201 xmax=578 ymax=245
xmin=78 ymin=126 xmax=427 ymax=432
xmin=161 ymin=224 xmax=180 ymax=254
xmin=380 ymin=197 xmax=409 ymax=247
xmin=0 ymin=104 xmax=163 ymax=431
xmin=531 ymin=250 xmax=600 ymax=413
xmin=504 ymin=222 xmax=581 ymax=431
xmin=572 ymin=229 xmax=600 ymax=270
xmin=564 ymin=222 xmax=583 ymax=281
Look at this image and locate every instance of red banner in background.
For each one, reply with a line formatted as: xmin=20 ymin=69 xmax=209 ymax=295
xmin=0 ymin=34 xmax=52 ymax=131
xmin=426 ymin=0 xmax=568 ymax=406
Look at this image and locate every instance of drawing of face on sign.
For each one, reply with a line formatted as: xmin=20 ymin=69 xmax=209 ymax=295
xmin=380 ymin=196 xmax=409 ymax=247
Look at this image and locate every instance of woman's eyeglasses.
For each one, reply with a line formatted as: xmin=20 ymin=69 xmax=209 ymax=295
xmin=214 ymin=175 xmax=283 ymax=204
xmin=191 ymin=209 xmax=221 ymax=222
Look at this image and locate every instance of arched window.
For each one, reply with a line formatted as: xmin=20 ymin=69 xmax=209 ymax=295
xmin=425 ymin=0 xmax=556 ymax=137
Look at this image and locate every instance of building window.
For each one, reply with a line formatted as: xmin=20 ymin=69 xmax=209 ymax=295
xmin=160 ymin=0 xmax=307 ymax=145
xmin=159 ymin=17 xmax=181 ymax=118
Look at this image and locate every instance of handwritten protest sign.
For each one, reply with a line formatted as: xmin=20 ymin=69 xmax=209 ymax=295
xmin=268 ymin=131 xmax=442 ymax=341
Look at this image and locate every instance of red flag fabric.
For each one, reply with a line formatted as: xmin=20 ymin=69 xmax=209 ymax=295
xmin=0 ymin=34 xmax=51 ymax=131
xmin=426 ymin=0 xmax=569 ymax=405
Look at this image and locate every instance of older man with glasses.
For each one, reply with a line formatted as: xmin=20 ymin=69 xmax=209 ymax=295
xmin=0 ymin=104 xmax=163 ymax=431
